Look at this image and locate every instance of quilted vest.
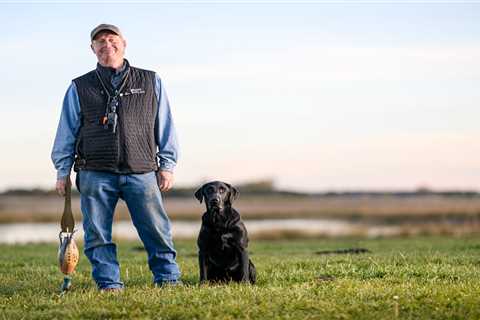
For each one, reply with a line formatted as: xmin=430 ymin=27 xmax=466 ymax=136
xmin=73 ymin=64 xmax=158 ymax=174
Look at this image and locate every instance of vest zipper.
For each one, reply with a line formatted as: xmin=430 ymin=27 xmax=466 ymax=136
xmin=95 ymin=70 xmax=131 ymax=172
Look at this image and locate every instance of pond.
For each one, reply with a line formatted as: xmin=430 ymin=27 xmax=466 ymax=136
xmin=0 ymin=219 xmax=401 ymax=244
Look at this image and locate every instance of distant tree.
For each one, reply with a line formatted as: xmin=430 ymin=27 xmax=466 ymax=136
xmin=415 ymin=185 xmax=433 ymax=194
xmin=236 ymin=179 xmax=276 ymax=194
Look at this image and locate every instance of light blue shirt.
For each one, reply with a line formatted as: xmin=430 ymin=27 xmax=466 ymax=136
xmin=51 ymin=73 xmax=179 ymax=180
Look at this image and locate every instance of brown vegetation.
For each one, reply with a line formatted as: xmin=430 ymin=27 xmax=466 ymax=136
xmin=1 ymin=194 xmax=480 ymax=224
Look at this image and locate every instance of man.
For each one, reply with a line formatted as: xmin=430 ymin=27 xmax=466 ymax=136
xmin=51 ymin=24 xmax=181 ymax=291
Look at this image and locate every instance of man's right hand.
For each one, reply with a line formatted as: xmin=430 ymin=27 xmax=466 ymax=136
xmin=56 ymin=177 xmax=69 ymax=197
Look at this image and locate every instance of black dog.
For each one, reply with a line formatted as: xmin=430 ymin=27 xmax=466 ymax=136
xmin=195 ymin=181 xmax=256 ymax=284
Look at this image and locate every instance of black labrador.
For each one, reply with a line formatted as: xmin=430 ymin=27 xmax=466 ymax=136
xmin=195 ymin=181 xmax=256 ymax=284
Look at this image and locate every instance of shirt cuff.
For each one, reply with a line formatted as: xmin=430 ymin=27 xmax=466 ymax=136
xmin=159 ymin=161 xmax=176 ymax=172
xmin=57 ymin=170 xmax=71 ymax=180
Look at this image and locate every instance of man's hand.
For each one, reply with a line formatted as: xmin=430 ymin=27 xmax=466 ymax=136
xmin=56 ymin=177 xmax=70 ymax=197
xmin=156 ymin=170 xmax=174 ymax=192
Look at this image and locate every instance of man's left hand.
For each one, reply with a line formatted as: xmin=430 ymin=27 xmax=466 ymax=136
xmin=156 ymin=170 xmax=174 ymax=192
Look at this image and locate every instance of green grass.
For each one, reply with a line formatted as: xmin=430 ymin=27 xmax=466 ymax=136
xmin=1 ymin=236 xmax=480 ymax=319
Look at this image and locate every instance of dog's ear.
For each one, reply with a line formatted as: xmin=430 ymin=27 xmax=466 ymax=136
xmin=194 ymin=186 xmax=204 ymax=203
xmin=226 ymin=184 xmax=239 ymax=204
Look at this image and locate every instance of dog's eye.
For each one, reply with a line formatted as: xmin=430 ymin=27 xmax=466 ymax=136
xmin=219 ymin=187 xmax=225 ymax=193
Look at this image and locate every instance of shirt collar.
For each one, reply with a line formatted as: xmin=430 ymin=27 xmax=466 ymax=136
xmin=96 ymin=59 xmax=130 ymax=90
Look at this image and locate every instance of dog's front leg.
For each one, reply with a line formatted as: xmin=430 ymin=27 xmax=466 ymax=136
xmin=238 ymin=249 xmax=250 ymax=282
xmin=198 ymin=251 xmax=208 ymax=283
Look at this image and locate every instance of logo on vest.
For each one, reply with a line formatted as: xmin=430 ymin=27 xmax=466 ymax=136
xmin=120 ymin=88 xmax=145 ymax=97
xmin=130 ymin=88 xmax=145 ymax=94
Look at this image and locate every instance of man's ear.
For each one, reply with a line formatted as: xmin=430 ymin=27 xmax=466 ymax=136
xmin=194 ymin=187 xmax=204 ymax=203
xmin=90 ymin=44 xmax=96 ymax=54
xmin=226 ymin=184 xmax=239 ymax=204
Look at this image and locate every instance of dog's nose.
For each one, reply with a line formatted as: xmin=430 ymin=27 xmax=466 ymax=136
xmin=210 ymin=199 xmax=219 ymax=205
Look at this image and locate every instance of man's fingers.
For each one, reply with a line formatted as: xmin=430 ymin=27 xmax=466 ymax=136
xmin=160 ymin=178 xmax=173 ymax=192
xmin=56 ymin=185 xmax=66 ymax=197
xmin=56 ymin=179 xmax=67 ymax=197
xmin=160 ymin=180 xmax=170 ymax=192
xmin=157 ymin=171 xmax=174 ymax=192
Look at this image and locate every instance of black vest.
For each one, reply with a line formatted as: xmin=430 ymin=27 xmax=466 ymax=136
xmin=73 ymin=65 xmax=158 ymax=174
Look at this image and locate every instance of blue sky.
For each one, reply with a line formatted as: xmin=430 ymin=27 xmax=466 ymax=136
xmin=0 ymin=2 xmax=479 ymax=191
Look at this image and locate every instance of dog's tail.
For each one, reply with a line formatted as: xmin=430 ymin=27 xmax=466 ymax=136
xmin=249 ymin=260 xmax=256 ymax=284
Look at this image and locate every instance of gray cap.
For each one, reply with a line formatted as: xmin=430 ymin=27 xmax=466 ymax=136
xmin=90 ymin=24 xmax=122 ymax=41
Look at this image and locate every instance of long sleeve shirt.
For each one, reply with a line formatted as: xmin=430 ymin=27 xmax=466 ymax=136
xmin=51 ymin=71 xmax=179 ymax=180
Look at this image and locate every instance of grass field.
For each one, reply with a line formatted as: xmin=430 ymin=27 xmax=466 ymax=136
xmin=1 ymin=236 xmax=480 ymax=319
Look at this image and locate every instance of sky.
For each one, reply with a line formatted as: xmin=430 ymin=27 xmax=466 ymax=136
xmin=0 ymin=1 xmax=479 ymax=192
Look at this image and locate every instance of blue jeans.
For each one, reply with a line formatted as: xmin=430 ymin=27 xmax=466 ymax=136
xmin=77 ymin=170 xmax=181 ymax=289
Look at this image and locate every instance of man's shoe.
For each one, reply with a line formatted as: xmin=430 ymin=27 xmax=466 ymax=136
xmin=100 ymin=287 xmax=123 ymax=293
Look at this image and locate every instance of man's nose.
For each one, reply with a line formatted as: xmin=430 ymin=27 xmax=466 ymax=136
xmin=101 ymin=41 xmax=115 ymax=49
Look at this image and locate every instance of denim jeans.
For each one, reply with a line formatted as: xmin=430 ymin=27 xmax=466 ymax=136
xmin=77 ymin=170 xmax=181 ymax=289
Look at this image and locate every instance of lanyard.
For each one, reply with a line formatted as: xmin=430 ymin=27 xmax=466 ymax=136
xmin=95 ymin=69 xmax=130 ymax=133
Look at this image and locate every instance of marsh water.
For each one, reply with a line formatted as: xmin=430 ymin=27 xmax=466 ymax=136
xmin=0 ymin=219 xmax=402 ymax=244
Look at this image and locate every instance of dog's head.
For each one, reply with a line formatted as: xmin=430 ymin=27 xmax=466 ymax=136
xmin=194 ymin=181 xmax=239 ymax=211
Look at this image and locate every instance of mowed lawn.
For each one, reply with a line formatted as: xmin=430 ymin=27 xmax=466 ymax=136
xmin=1 ymin=236 xmax=480 ymax=319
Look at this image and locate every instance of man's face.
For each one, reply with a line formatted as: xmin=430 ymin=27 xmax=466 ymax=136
xmin=91 ymin=31 xmax=126 ymax=67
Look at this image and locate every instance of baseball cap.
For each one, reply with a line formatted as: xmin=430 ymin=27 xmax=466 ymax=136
xmin=90 ymin=24 xmax=122 ymax=41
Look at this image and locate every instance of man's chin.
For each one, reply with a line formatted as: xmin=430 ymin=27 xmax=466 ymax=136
xmin=99 ymin=54 xmax=121 ymax=65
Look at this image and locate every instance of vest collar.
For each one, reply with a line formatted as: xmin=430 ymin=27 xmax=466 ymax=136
xmin=96 ymin=59 xmax=130 ymax=91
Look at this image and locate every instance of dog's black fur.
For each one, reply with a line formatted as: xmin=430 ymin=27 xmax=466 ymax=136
xmin=195 ymin=181 xmax=256 ymax=284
